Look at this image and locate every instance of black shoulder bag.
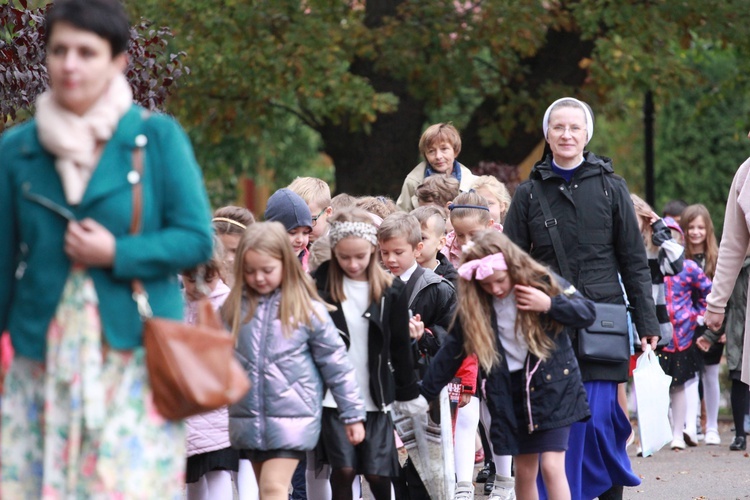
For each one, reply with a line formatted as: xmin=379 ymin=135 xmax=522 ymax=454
xmin=531 ymin=180 xmax=629 ymax=364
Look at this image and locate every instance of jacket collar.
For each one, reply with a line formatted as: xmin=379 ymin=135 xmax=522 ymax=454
xmin=530 ymin=151 xmax=614 ymax=181
xmin=78 ymin=105 xmax=146 ymax=210
xmin=21 ymin=105 xmax=147 ymax=215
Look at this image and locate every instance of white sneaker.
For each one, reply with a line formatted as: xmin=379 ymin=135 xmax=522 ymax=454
xmin=489 ymin=475 xmax=516 ymax=500
xmin=671 ymin=438 xmax=686 ymax=450
xmin=705 ymin=429 xmax=721 ymax=445
xmin=454 ymin=481 xmax=474 ymax=500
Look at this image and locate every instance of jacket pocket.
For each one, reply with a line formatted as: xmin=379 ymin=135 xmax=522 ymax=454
xmin=582 ymin=282 xmax=623 ymax=303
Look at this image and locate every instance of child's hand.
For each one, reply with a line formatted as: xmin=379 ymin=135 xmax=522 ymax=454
xmin=696 ymin=336 xmax=712 ymax=352
xmin=409 ymin=313 xmax=424 ymax=341
xmin=458 ymin=393 xmax=472 ymax=408
xmin=514 ymin=284 xmax=551 ymax=313
xmin=345 ymin=421 xmax=365 ymax=445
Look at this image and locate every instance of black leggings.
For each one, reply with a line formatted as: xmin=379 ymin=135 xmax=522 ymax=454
xmin=731 ymin=379 xmax=749 ymax=438
xmin=331 ymin=468 xmax=391 ymax=500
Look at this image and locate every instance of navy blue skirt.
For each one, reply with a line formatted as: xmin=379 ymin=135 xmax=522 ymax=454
xmin=539 ymin=380 xmax=640 ymax=500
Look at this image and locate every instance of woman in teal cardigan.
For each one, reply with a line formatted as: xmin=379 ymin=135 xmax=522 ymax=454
xmin=0 ymin=1 xmax=212 ymax=497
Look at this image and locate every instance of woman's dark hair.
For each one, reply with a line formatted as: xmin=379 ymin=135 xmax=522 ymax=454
xmin=45 ymin=0 xmax=130 ymax=57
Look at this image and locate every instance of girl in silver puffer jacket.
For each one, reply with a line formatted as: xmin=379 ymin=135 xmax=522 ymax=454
xmin=224 ymin=222 xmax=366 ymax=499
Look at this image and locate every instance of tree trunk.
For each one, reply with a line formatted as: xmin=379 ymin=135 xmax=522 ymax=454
xmin=317 ymin=0 xmax=426 ymax=198
xmin=460 ymin=28 xmax=595 ymax=167
xmin=318 ymin=63 xmax=426 ymax=197
xmin=318 ymin=21 xmax=594 ymax=196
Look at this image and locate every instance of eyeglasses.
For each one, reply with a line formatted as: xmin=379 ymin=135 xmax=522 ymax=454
xmin=549 ymin=124 xmax=585 ymax=135
xmin=311 ymin=207 xmax=328 ymax=227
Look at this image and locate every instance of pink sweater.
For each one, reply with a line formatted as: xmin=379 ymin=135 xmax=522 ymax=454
xmin=184 ymin=280 xmax=232 ymax=456
xmin=705 ymin=157 xmax=750 ymax=384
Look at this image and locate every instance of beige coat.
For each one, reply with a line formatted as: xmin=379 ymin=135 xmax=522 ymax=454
xmin=396 ymin=161 xmax=476 ymax=212
xmin=705 ymin=157 xmax=750 ymax=384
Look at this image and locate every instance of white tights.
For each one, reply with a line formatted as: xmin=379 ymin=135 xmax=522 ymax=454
xmin=684 ymin=374 xmax=700 ymax=436
xmin=186 ymin=470 xmax=234 ymax=500
xmin=455 ymin=396 xmax=480 ymax=483
xmin=237 ymin=459 xmax=259 ymax=500
xmin=702 ymin=364 xmax=721 ymax=433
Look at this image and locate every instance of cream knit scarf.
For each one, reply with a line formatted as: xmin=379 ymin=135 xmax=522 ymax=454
xmin=35 ymin=73 xmax=133 ymax=205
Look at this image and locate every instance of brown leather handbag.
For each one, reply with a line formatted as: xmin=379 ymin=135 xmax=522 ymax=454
xmin=129 ymin=138 xmax=250 ymax=421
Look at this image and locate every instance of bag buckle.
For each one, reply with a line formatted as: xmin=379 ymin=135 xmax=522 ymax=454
xmin=133 ymin=291 xmax=154 ymax=319
xmin=544 ymin=218 xmax=557 ymax=228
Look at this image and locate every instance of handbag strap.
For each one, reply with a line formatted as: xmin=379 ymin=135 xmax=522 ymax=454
xmin=129 ymin=130 xmax=151 ymax=318
xmin=531 ymin=180 xmax=573 ymax=283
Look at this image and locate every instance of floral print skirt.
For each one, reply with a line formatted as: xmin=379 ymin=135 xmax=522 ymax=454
xmin=1 ymin=270 xmax=186 ymax=499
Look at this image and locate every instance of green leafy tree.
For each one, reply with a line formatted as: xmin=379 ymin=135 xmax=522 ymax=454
xmin=653 ymin=46 xmax=750 ymax=233
xmin=132 ymin=0 xmax=750 ymax=200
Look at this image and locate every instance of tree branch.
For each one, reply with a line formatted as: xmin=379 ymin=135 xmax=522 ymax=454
xmin=267 ymin=99 xmax=320 ymax=129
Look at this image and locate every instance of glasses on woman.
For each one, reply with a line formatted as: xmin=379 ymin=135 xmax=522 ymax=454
xmin=312 ymin=207 xmax=327 ymax=227
xmin=549 ymin=124 xmax=585 ymax=135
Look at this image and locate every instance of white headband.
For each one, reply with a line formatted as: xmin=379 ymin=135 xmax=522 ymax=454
xmin=328 ymin=221 xmax=378 ymax=248
xmin=542 ymin=97 xmax=594 ymax=145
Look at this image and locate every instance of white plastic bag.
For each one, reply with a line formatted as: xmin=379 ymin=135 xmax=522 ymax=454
xmin=633 ymin=346 xmax=672 ymax=457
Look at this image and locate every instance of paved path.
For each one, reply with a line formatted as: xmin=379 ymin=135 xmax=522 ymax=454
xmin=625 ymin=421 xmax=750 ymax=500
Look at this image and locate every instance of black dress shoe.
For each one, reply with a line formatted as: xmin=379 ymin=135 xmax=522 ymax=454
xmin=475 ymin=464 xmax=491 ymax=483
xmin=484 ymin=476 xmax=494 ymax=495
xmin=729 ymin=436 xmax=746 ymax=451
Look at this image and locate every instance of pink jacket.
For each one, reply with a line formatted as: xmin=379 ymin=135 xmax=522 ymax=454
xmin=184 ymin=280 xmax=232 ymax=457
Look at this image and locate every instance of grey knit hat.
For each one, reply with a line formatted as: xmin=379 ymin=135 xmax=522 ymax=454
xmin=264 ymin=188 xmax=312 ymax=231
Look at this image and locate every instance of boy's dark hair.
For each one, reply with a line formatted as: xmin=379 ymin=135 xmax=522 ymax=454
xmin=378 ymin=212 xmax=422 ymax=248
xmin=46 ymin=0 xmax=130 ymax=56
xmin=662 ymin=199 xmax=688 ymax=218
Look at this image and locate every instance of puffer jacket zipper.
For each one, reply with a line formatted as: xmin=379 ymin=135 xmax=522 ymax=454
xmin=525 ymin=357 xmax=542 ymax=433
xmin=257 ymin=295 xmax=274 ymax=448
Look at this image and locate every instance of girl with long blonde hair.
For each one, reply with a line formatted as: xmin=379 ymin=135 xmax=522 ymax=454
xmin=680 ymin=204 xmax=723 ymax=446
xmin=223 ymin=222 xmax=366 ymax=500
xmin=414 ymin=230 xmax=596 ymax=500
xmin=681 ymin=204 xmax=718 ymax=279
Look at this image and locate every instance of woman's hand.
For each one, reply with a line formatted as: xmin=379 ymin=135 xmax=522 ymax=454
xmin=64 ymin=218 xmax=115 ymax=267
xmin=345 ymin=421 xmax=366 ymax=446
xmin=408 ymin=313 xmax=425 ymax=341
xmin=514 ymin=284 xmax=551 ymax=313
xmin=704 ymin=310 xmax=725 ymax=332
